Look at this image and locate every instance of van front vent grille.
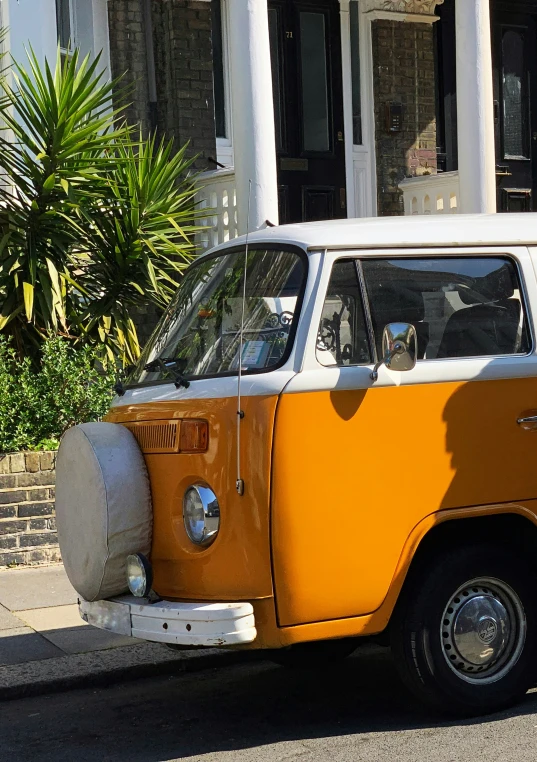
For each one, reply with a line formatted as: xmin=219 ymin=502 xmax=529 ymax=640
xmin=122 ymin=420 xmax=180 ymax=454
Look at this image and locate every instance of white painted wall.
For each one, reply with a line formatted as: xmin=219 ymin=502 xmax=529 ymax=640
xmin=2 ymin=0 xmax=57 ymax=69
xmin=92 ymin=0 xmax=111 ymax=76
xmin=0 ymin=0 xmax=110 ymax=79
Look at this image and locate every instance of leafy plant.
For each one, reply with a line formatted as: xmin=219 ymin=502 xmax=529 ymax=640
xmin=0 ymin=48 xmax=125 ymax=357
xmin=71 ymin=133 xmax=200 ymax=364
xmin=0 ymin=335 xmax=115 ymax=453
xmin=0 ymin=46 xmax=203 ymax=365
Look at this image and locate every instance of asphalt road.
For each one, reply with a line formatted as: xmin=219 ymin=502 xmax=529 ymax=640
xmin=1 ymin=646 xmax=537 ymax=762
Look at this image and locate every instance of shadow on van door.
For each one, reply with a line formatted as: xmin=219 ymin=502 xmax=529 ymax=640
xmin=329 ymin=389 xmax=367 ymax=420
xmin=440 ymin=368 xmax=537 ymax=510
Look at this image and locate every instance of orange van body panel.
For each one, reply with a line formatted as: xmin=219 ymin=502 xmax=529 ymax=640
xmin=271 ymin=379 xmax=537 ymax=627
xmin=267 ymin=502 xmax=537 ymax=647
xmin=107 ymin=376 xmax=537 ymax=648
xmin=107 ymin=396 xmax=277 ymax=602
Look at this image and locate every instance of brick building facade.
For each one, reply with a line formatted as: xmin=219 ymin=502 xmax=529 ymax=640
xmin=101 ymin=0 xmax=455 ymax=226
xmin=6 ymin=0 xmax=534 ymax=242
xmin=108 ymin=0 xmax=216 ymax=171
xmin=106 ymin=0 xmax=219 ymax=341
xmin=372 ymin=20 xmax=437 ymax=215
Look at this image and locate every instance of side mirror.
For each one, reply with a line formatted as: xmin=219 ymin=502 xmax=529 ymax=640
xmin=370 ymin=322 xmax=417 ymax=382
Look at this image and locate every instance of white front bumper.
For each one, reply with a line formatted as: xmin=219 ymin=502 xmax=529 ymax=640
xmin=79 ymin=596 xmax=257 ymax=647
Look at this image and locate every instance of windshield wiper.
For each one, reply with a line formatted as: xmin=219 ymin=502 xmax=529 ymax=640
xmin=113 ymin=364 xmax=135 ymax=398
xmin=113 ymin=379 xmax=126 ymax=397
xmin=144 ymin=357 xmax=190 ymax=389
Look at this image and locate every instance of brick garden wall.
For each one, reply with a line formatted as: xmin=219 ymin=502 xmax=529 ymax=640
xmin=0 ymin=452 xmax=58 ymax=568
xmin=372 ymin=20 xmax=437 ymax=216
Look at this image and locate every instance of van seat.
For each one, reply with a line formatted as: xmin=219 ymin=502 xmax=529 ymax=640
xmin=436 ymin=299 xmax=521 ymax=358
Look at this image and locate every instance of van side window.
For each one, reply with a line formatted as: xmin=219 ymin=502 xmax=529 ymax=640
xmin=316 ymin=260 xmax=372 ymax=367
xmin=362 ymin=257 xmax=530 ymax=360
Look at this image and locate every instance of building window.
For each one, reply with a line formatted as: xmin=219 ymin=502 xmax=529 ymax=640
xmin=212 ymin=0 xmax=226 ymax=140
xmin=350 ymin=2 xmax=362 ymax=145
xmin=56 ymin=0 xmax=73 ymax=52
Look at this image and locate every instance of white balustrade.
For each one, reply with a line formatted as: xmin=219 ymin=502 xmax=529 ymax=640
xmin=399 ymin=171 xmax=460 ymax=216
xmin=195 ymin=168 xmax=238 ymax=251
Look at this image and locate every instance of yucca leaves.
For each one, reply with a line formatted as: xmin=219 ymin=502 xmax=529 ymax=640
xmin=67 ymin=134 xmax=204 ymax=364
xmin=0 ymin=46 xmax=125 ymax=350
xmin=0 ymin=46 xmax=204 ymax=365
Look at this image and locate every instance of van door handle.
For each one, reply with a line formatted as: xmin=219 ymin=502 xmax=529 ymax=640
xmin=517 ymin=415 xmax=537 ymax=430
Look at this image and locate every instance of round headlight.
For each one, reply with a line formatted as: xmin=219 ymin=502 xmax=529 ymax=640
xmin=126 ymin=553 xmax=153 ymax=598
xmin=183 ymin=485 xmax=220 ymax=546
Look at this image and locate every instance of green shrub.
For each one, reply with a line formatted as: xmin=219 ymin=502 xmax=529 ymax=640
xmin=0 ymin=336 xmax=115 ymax=453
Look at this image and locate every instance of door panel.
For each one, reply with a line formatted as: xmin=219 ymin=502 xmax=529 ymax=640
xmin=302 ymin=186 xmax=335 ymax=220
xmin=272 ymin=250 xmax=537 ymax=628
xmin=492 ymin=6 xmax=537 ymax=211
xmin=268 ymin=0 xmax=346 ymax=223
xmin=501 ymin=29 xmax=530 ymax=161
xmin=272 ymin=378 xmax=537 ymax=627
xmin=299 ymin=11 xmax=331 ymax=153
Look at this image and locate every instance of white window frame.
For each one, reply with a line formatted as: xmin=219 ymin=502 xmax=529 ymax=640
xmin=216 ymin=0 xmax=234 ymax=168
xmin=57 ymin=0 xmax=76 ymax=55
xmin=55 ymin=0 xmax=112 ymax=83
xmin=340 ymin=0 xmax=377 ymax=218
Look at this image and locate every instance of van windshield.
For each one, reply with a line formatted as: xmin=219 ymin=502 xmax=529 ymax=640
xmin=128 ymin=247 xmax=307 ymax=387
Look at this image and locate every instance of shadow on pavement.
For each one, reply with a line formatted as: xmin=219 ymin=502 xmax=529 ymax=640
xmin=1 ymin=645 xmax=537 ymax=761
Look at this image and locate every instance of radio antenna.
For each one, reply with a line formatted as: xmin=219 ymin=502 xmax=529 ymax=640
xmin=236 ymin=180 xmax=252 ymax=496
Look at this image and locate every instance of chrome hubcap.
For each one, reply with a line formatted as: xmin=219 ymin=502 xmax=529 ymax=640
xmin=440 ymin=577 xmax=526 ymax=684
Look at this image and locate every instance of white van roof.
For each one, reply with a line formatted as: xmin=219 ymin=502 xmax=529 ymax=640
xmin=207 ymin=213 xmax=537 ymax=255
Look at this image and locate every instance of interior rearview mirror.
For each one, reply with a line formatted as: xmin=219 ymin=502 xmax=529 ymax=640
xmin=370 ymin=323 xmax=417 ymax=382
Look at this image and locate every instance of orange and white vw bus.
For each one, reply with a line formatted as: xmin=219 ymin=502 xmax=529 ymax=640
xmin=56 ymin=214 xmax=537 ymax=717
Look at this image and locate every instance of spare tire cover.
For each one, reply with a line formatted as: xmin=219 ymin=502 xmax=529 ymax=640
xmin=55 ymin=422 xmax=152 ymax=602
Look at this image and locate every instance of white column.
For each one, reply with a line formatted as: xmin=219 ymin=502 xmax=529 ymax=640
xmin=455 ymin=0 xmax=496 ymax=214
xmin=228 ymin=0 xmax=279 ymax=234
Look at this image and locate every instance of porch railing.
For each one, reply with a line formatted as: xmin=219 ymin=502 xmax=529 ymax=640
xmin=195 ymin=168 xmax=238 ymax=251
xmin=195 ymin=168 xmax=461 ymax=243
xmin=399 ymin=171 xmax=460 ymax=216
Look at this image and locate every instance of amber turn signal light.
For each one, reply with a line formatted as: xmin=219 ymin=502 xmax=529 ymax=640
xmin=180 ymin=419 xmax=209 ymax=453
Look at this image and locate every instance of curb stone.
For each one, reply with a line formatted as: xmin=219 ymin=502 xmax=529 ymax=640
xmin=0 ymin=642 xmax=261 ymax=702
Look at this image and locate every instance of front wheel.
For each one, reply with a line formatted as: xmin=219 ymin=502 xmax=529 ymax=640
xmin=391 ymin=544 xmax=537 ymax=716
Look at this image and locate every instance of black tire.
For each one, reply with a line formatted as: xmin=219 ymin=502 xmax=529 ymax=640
xmin=270 ymin=637 xmax=359 ymax=669
xmin=391 ymin=544 xmax=537 ymax=717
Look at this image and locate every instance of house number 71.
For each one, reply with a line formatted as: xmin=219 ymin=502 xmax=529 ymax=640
xmin=286 ymin=31 xmax=293 ymax=38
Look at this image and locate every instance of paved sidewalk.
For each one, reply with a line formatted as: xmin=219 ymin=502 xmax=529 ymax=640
xmin=0 ymin=565 xmax=135 ymax=663
xmin=0 ymin=564 xmax=250 ymax=701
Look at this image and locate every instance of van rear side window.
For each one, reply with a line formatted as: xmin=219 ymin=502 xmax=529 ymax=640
xmin=362 ymin=257 xmax=530 ymax=360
